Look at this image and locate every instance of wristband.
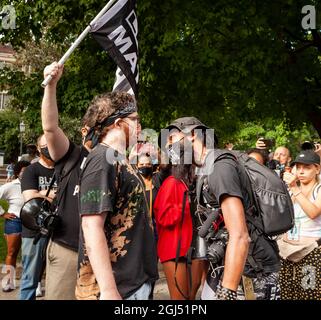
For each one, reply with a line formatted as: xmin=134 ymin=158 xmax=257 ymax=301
xmin=216 ymin=284 xmax=237 ymax=300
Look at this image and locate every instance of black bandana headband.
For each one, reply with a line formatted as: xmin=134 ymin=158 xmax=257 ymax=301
xmin=84 ymin=101 xmax=137 ymax=148
xmin=98 ymin=101 xmax=137 ymax=128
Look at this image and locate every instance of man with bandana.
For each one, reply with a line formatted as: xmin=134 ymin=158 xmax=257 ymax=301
xmin=19 ymin=134 xmax=56 ymax=300
xmin=40 ymin=62 xmax=93 ymax=300
xmin=75 ymin=91 xmax=158 ymax=300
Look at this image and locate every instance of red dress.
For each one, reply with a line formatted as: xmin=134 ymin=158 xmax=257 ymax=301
xmin=153 ymin=176 xmax=193 ymax=263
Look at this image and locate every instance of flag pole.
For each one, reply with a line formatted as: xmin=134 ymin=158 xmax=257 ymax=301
xmin=41 ymin=0 xmax=118 ymax=87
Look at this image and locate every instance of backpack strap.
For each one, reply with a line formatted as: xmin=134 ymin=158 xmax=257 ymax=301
xmin=312 ymin=183 xmax=321 ymax=201
xmin=196 ymin=174 xmax=206 ymax=206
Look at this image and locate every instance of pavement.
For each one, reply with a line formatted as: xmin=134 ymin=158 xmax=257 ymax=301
xmin=0 ymin=262 xmax=171 ymax=300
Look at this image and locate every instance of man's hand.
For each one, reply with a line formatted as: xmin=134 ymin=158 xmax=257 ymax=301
xmin=314 ymin=143 xmax=321 ymax=160
xmin=255 ymin=138 xmax=267 ymax=149
xmin=283 ymin=171 xmax=297 ymax=188
xmin=44 ymin=62 xmax=64 ymax=86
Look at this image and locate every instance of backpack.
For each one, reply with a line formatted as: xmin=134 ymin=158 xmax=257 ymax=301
xmin=196 ymin=150 xmax=294 ymax=276
xmin=197 ymin=149 xmax=294 ymax=237
xmin=236 ymin=151 xmax=295 ymax=236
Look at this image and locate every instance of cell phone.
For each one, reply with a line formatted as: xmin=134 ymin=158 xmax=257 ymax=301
xmin=260 ymin=138 xmax=274 ymax=149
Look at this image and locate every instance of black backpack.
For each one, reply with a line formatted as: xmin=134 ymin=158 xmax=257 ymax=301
xmin=197 ymin=150 xmax=294 ymax=237
xmin=196 ymin=150 xmax=294 ymax=275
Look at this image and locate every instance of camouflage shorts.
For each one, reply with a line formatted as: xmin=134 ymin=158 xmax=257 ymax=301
xmin=202 ymin=268 xmax=280 ymax=300
xmin=237 ymin=272 xmax=281 ymax=300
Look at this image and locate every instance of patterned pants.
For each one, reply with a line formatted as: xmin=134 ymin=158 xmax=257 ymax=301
xmin=236 ymin=272 xmax=280 ymax=300
xmin=279 ymin=247 xmax=321 ymax=300
xmin=201 ymin=267 xmax=280 ymax=300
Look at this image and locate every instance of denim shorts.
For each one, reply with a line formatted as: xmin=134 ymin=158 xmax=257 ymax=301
xmin=4 ymin=217 xmax=22 ymax=235
xmin=125 ymin=282 xmax=152 ymax=300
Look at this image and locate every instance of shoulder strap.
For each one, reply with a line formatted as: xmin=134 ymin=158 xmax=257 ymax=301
xmin=196 ymin=174 xmax=206 ymax=205
xmin=313 ymin=183 xmax=321 ymax=201
xmin=55 ymin=146 xmax=83 ymax=209
xmin=44 ymin=172 xmax=56 ymax=199
xmin=60 ymin=145 xmax=82 ymax=178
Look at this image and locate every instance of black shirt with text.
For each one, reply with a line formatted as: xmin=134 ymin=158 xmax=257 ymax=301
xmin=76 ymin=144 xmax=158 ymax=300
xmin=21 ymin=162 xmax=55 ymax=238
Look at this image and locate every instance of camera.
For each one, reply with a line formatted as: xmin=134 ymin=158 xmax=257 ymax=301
xmin=206 ymin=228 xmax=229 ymax=264
xmin=266 ymin=159 xmax=286 ymax=178
xmin=266 ymin=159 xmax=279 ymax=170
xmin=301 ymin=141 xmax=315 ymax=151
xmin=261 ymin=138 xmax=274 ymax=149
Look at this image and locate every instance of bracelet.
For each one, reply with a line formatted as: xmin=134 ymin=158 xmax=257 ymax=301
xmin=216 ymin=284 xmax=237 ymax=300
xmin=293 ymin=190 xmax=302 ymax=197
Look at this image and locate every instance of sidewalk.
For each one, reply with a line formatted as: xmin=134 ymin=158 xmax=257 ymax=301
xmin=0 ymin=262 xmax=170 ymax=300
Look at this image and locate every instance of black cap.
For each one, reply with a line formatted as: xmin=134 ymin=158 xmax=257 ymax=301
xmin=159 ymin=116 xmax=218 ymax=148
xmin=165 ymin=117 xmax=209 ymax=133
xmin=291 ymin=150 xmax=320 ymax=166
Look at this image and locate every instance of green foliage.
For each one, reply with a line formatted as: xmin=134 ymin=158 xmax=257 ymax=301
xmin=230 ymin=117 xmax=319 ymax=157
xmin=1 ymin=0 xmax=321 ymax=160
xmin=0 ymin=108 xmax=22 ymax=161
xmin=0 ymin=200 xmax=8 ymax=263
xmin=0 ymin=217 xmax=6 ymax=263
xmin=0 ymin=199 xmax=9 ymax=212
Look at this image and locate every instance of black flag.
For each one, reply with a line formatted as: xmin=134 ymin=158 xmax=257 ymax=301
xmin=90 ymin=0 xmax=138 ymax=96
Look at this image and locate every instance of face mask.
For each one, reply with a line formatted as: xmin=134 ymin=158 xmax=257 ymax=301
xmin=167 ymin=140 xmax=193 ymax=165
xmin=40 ymin=147 xmax=53 ymax=161
xmin=84 ymin=127 xmax=100 ymax=149
xmin=138 ymin=166 xmax=153 ymax=178
xmin=167 ymin=141 xmax=182 ymax=165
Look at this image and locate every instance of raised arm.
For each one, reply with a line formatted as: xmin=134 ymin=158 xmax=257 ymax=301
xmin=41 ymin=62 xmax=70 ymax=161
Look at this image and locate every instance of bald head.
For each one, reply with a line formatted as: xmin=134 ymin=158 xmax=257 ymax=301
xmin=273 ymin=146 xmax=291 ymax=165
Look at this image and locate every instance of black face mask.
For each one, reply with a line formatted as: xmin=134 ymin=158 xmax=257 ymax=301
xmin=84 ymin=127 xmax=100 ymax=149
xmin=138 ymin=166 xmax=153 ymax=178
xmin=40 ymin=147 xmax=53 ymax=161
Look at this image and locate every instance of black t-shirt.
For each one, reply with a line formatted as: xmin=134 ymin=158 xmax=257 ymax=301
xmin=77 ymin=144 xmax=158 ymax=299
xmin=51 ymin=142 xmax=89 ymax=251
xmin=205 ymin=150 xmax=280 ymax=276
xmin=21 ymin=162 xmax=55 ymax=238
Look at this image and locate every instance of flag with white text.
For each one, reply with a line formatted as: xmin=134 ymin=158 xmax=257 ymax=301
xmin=90 ymin=0 xmax=138 ymax=96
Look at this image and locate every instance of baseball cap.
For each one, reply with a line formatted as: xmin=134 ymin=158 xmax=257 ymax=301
xmin=165 ymin=117 xmax=209 ymax=133
xmin=291 ymin=150 xmax=320 ymax=166
xmin=159 ymin=116 xmax=218 ymax=148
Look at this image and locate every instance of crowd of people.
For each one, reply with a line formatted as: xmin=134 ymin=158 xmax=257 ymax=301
xmin=0 ymin=61 xmax=321 ymax=300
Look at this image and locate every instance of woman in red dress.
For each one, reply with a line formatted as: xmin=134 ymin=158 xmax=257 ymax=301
xmin=154 ymin=131 xmax=205 ymax=300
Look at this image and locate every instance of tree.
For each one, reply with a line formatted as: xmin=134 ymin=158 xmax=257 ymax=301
xmin=1 ymin=0 xmax=321 ymax=161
